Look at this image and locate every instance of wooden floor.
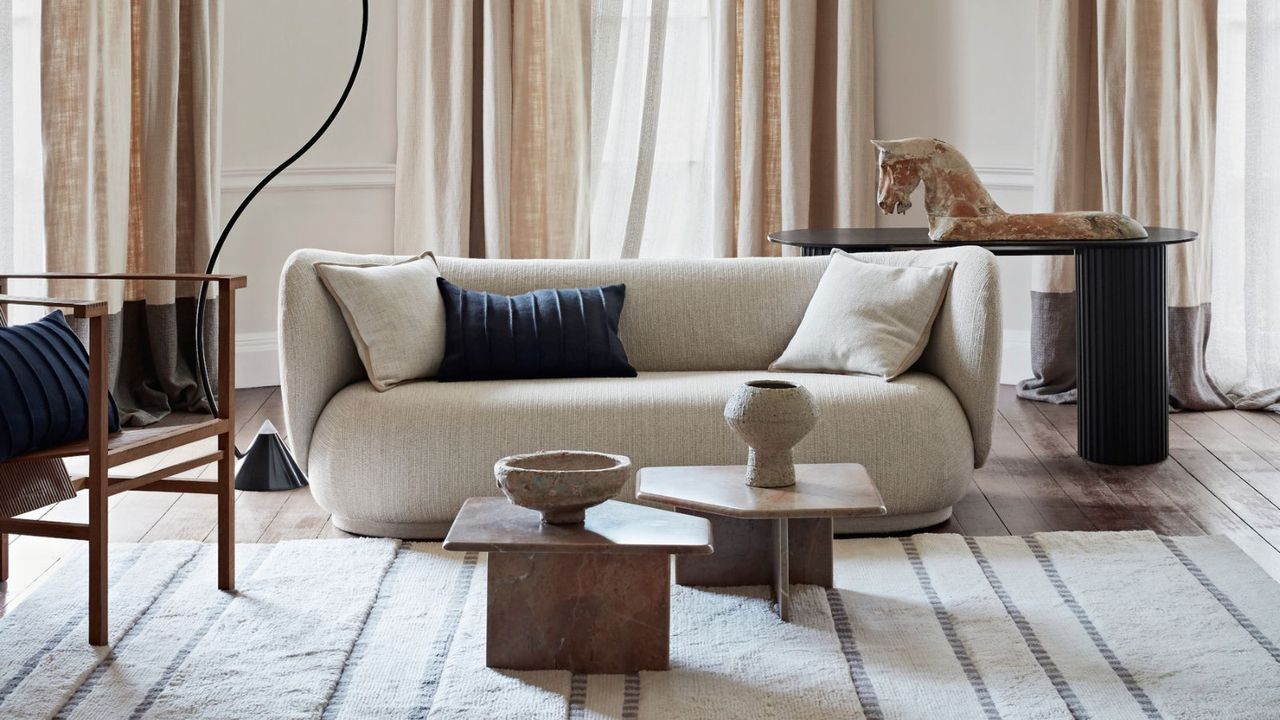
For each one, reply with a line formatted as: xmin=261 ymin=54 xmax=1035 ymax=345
xmin=5 ymin=385 xmax=1280 ymax=613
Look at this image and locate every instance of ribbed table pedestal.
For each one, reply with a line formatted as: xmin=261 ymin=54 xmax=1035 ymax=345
xmin=1075 ymin=244 xmax=1168 ymax=465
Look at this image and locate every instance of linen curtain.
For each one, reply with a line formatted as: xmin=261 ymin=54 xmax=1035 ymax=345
xmin=41 ymin=0 xmax=222 ymax=425
xmin=394 ymin=0 xmax=875 ymax=260
xmin=1022 ymin=0 xmax=1229 ymax=410
xmin=1206 ymin=0 xmax=1280 ymax=412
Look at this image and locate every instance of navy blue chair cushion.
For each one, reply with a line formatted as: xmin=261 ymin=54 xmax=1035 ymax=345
xmin=0 ymin=311 xmax=122 ymax=461
xmin=436 ymin=278 xmax=636 ymax=381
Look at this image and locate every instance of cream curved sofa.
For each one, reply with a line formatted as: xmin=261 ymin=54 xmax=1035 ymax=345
xmin=279 ymin=248 xmax=1001 ymax=538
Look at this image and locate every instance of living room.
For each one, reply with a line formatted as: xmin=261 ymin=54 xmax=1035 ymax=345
xmin=1 ymin=0 xmax=1278 ymax=717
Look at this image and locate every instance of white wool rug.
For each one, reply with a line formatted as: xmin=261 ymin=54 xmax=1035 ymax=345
xmin=1 ymin=532 xmax=1278 ymax=719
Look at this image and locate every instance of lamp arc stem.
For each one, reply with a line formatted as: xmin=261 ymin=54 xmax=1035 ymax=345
xmin=195 ymin=0 xmax=369 ymax=454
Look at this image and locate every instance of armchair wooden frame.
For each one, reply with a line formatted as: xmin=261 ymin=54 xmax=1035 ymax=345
xmin=0 ymin=273 xmax=246 ymax=646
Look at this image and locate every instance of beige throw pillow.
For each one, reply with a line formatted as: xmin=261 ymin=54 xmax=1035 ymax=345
xmin=770 ymin=251 xmax=955 ymax=380
xmin=315 ymin=252 xmax=446 ymax=391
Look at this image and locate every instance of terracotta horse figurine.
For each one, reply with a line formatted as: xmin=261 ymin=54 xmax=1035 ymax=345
xmin=872 ymin=137 xmax=1146 ymax=241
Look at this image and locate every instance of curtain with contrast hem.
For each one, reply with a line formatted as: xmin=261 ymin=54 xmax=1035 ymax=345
xmin=1023 ymin=0 xmax=1229 ymax=410
xmin=41 ymin=0 xmax=223 ymax=425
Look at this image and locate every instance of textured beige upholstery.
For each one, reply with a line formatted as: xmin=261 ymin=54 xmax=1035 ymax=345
xmin=279 ymin=248 xmax=1001 ymax=537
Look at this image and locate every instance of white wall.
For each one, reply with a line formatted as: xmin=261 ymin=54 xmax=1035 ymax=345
xmin=221 ymin=0 xmax=1037 ymax=387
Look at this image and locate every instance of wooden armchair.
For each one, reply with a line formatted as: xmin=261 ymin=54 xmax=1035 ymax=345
xmin=0 ymin=273 xmax=245 ymax=646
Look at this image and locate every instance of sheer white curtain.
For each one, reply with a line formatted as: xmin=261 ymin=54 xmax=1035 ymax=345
xmin=589 ymin=0 xmax=721 ymax=258
xmin=5 ymin=0 xmax=45 ymax=323
xmin=1208 ymin=0 xmax=1280 ymax=411
xmin=395 ymin=0 xmax=876 ymax=261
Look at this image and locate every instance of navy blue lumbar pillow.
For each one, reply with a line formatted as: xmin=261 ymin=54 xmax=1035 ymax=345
xmin=0 ymin=310 xmax=122 ymax=461
xmin=436 ymin=278 xmax=637 ymax=381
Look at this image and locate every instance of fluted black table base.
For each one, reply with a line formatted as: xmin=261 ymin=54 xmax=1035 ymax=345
xmin=770 ymin=226 xmax=1196 ymax=466
xmin=1075 ymin=245 xmax=1168 ymax=464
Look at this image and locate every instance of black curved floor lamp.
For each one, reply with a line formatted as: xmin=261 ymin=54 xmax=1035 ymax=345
xmin=195 ymin=0 xmax=369 ymax=491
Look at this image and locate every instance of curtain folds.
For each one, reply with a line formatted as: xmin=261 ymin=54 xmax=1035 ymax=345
xmin=41 ymin=0 xmax=222 ymax=425
xmin=1023 ymin=0 xmax=1230 ymax=410
xmin=1207 ymin=0 xmax=1280 ymax=412
xmin=394 ymin=0 xmax=875 ymax=260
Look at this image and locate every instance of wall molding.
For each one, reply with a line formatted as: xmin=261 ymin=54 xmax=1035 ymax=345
xmin=236 ymin=331 xmax=281 ymax=389
xmin=973 ymin=165 xmax=1035 ymax=193
xmin=221 ymin=162 xmax=1031 ymax=195
xmin=221 ymin=163 xmax=396 ymax=194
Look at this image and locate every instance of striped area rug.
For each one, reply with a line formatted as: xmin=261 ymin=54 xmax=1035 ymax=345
xmin=1 ymin=532 xmax=1278 ymax=719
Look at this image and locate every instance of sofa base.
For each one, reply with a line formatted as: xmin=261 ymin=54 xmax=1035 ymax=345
xmin=331 ymin=505 xmax=954 ymax=541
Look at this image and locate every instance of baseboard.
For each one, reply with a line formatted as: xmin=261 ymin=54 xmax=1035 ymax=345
xmin=235 ymin=331 xmax=279 ymax=389
xmin=1001 ymin=329 xmax=1032 ymax=386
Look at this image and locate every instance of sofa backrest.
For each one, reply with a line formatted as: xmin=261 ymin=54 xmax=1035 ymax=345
xmin=279 ymin=246 xmax=1001 ymax=473
xmin=435 ymin=256 xmax=827 ymax=372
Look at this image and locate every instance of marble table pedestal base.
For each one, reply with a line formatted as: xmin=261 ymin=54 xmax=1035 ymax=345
xmin=487 ymin=552 xmax=670 ymax=673
xmin=675 ymin=514 xmax=833 ymax=621
xmin=442 ymin=498 xmax=712 ymax=674
xmin=635 ymin=463 xmax=886 ymax=623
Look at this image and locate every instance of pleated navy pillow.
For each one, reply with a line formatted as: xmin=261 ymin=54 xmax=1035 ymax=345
xmin=0 ymin=311 xmax=122 ymax=461
xmin=436 ymin=278 xmax=636 ymax=381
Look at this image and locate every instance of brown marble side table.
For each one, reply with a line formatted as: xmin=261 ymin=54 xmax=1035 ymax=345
xmin=442 ymin=497 xmax=713 ymax=673
xmin=635 ymin=463 xmax=885 ymax=621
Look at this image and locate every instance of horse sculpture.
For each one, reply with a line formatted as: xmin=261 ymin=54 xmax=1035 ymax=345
xmin=872 ymin=137 xmax=1146 ymax=241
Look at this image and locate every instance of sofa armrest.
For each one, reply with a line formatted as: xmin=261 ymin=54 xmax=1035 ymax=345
xmin=851 ymin=246 xmax=1002 ymax=467
xmin=278 ymin=249 xmax=405 ymax=472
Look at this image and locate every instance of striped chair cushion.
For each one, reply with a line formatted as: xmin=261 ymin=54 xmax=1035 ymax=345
xmin=0 ymin=309 xmax=84 ymax=516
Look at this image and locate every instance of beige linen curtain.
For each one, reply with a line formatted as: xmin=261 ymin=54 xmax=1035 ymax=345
xmin=42 ymin=0 xmax=223 ymax=424
xmin=1022 ymin=0 xmax=1230 ymax=409
xmin=394 ymin=0 xmax=875 ymax=260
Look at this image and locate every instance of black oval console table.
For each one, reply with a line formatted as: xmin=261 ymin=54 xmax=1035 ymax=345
xmin=769 ymin=226 xmax=1197 ymax=466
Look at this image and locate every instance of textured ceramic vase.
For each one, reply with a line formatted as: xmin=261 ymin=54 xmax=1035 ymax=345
xmin=723 ymin=380 xmax=819 ymax=488
xmin=494 ymin=450 xmax=633 ymax=524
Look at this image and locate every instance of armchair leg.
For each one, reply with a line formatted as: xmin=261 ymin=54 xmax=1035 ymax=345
xmin=1 ymin=532 xmax=9 ymax=584
xmin=217 ymin=430 xmax=235 ymax=591
xmin=88 ymin=481 xmax=108 ymax=646
xmin=87 ymin=312 xmax=109 ymax=647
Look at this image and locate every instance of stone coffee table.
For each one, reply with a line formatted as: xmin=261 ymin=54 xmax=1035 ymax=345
xmin=442 ymin=497 xmax=712 ymax=673
xmin=636 ymin=463 xmax=885 ymax=621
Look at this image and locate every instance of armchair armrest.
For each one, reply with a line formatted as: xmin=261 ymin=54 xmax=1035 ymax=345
xmin=0 ymin=295 xmax=107 ymax=318
xmin=0 ymin=272 xmax=247 ymax=290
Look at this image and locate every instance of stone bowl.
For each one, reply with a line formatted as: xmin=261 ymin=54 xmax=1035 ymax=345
xmin=494 ymin=450 xmax=633 ymax=525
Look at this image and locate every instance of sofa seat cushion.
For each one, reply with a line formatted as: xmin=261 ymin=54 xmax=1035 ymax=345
xmin=307 ymin=371 xmax=974 ymax=534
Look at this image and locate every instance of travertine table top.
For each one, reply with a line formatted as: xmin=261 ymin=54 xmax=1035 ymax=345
xmin=635 ymin=463 xmax=886 ymax=519
xmin=443 ymin=497 xmax=713 ymax=555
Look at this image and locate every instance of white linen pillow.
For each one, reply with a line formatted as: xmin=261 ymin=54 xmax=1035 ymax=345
xmin=314 ymin=252 xmax=446 ymax=391
xmin=770 ymin=251 xmax=955 ymax=379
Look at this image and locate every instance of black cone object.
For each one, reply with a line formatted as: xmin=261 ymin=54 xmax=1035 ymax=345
xmin=235 ymin=420 xmax=307 ymax=491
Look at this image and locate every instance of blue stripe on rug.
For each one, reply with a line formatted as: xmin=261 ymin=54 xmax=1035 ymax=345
xmin=1024 ymin=536 xmax=1163 ymax=719
xmin=621 ymin=673 xmax=641 ymax=720
xmin=408 ymin=551 xmax=477 ymax=720
xmin=1160 ymin=536 xmax=1280 ymax=664
xmin=965 ymin=537 xmax=1088 ymax=720
xmin=901 ymin=537 xmax=1002 ymax=720
xmin=0 ymin=546 xmax=145 ymax=707
xmin=322 ymin=545 xmax=411 ymax=718
xmin=825 ymin=587 xmax=882 ymax=720
xmin=125 ymin=546 xmax=274 ymax=720
xmin=53 ymin=547 xmax=207 ymax=718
